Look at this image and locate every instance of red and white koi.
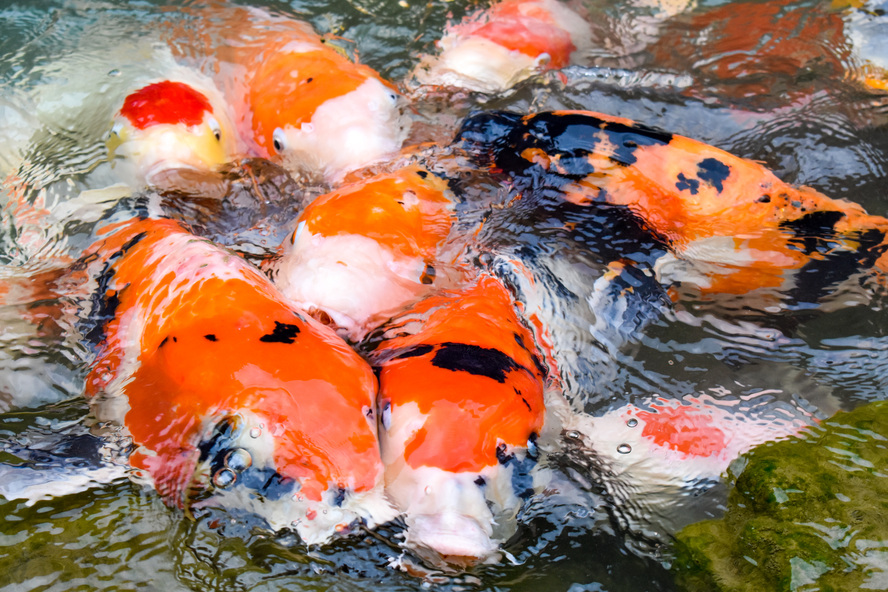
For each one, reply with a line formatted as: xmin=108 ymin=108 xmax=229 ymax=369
xmin=410 ymin=0 xmax=592 ymax=94
xmin=80 ymin=217 xmax=395 ymax=544
xmin=109 ymin=77 xmax=237 ymax=188
xmin=558 ymin=392 xmax=814 ymax=534
xmin=370 ymin=274 xmax=550 ymax=565
xmin=269 ymin=165 xmax=457 ymax=340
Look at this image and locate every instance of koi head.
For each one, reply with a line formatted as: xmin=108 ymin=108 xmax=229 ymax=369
xmin=109 ymin=80 xmax=237 ymax=186
xmin=247 ymin=45 xmax=409 ymax=182
xmin=271 ymin=166 xmax=454 ymax=339
xmin=83 ymin=219 xmax=395 ymax=544
xmin=372 ymin=276 xmax=547 ymax=565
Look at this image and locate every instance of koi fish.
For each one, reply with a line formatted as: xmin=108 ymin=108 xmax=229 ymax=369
xmin=109 ymin=78 xmax=237 ymax=188
xmin=268 ymin=165 xmax=457 ymax=340
xmin=369 ymin=274 xmax=549 ymax=566
xmin=646 ymin=0 xmax=848 ymax=102
xmin=455 ymin=110 xmax=888 ymax=302
xmin=200 ymin=6 xmax=409 ymax=183
xmin=558 ymin=392 xmax=814 ymax=536
xmin=410 ymin=0 xmax=592 ymax=94
xmin=79 ymin=217 xmax=395 ymax=544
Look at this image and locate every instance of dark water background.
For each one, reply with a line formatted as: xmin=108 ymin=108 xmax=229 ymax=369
xmin=0 ymin=0 xmax=887 ymax=590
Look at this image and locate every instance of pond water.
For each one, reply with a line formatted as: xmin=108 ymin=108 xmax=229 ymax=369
xmin=0 ymin=0 xmax=887 ymax=590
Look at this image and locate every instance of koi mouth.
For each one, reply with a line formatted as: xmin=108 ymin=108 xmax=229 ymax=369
xmin=183 ymin=414 xmax=297 ymax=512
xmin=406 ymin=512 xmax=500 ymax=567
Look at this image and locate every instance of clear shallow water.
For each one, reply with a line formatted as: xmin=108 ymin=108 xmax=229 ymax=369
xmin=0 ymin=0 xmax=887 ymax=590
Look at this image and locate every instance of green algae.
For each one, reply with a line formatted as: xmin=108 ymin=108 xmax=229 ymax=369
xmin=672 ymin=400 xmax=888 ymax=592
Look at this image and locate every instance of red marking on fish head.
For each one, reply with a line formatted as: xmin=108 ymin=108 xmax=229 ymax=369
xmin=119 ymin=81 xmax=214 ymax=130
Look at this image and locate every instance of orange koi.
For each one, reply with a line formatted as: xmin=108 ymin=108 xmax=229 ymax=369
xmin=456 ymin=110 xmax=888 ymax=299
xmin=109 ymin=78 xmax=237 ymax=187
xmin=411 ymin=0 xmax=592 ymax=94
xmin=203 ymin=6 xmax=409 ymax=182
xmin=79 ymin=217 xmax=395 ymax=543
xmin=369 ymin=274 xmax=549 ymax=565
xmin=269 ymin=165 xmax=457 ymax=340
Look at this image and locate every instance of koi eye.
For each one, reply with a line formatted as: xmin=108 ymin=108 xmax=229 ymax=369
xmin=208 ymin=116 xmax=221 ymax=141
xmin=272 ymin=127 xmax=286 ymax=154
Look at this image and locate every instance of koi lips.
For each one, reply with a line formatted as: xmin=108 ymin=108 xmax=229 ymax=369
xmin=81 ymin=218 xmax=395 ymax=544
xmin=372 ymin=276 xmax=548 ymax=565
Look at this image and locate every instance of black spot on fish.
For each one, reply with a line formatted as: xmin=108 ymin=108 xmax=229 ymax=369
xmin=513 ymin=332 xmax=526 ymax=350
xmin=204 ymin=334 xmax=218 ymax=342
xmin=80 ymin=231 xmax=149 ymax=347
xmin=496 ymin=443 xmax=512 ymax=465
xmin=675 ymin=172 xmax=700 ymax=195
xmin=780 ymin=211 xmax=847 ymax=255
xmin=495 ymin=441 xmax=537 ymax=499
xmin=416 ymin=170 xmax=428 ymax=179
xmin=119 ymin=232 xmax=149 ymax=255
xmin=697 ymin=158 xmax=731 ymax=193
xmin=787 ymin=228 xmax=887 ymax=304
xmin=420 ymin=264 xmax=436 ymax=285
xmin=332 ymin=487 xmax=347 ymax=507
xmin=198 ymin=416 xmax=243 ymax=464
xmin=431 ymin=342 xmax=520 ymax=383
xmin=159 ymin=336 xmax=169 ymax=348
xmin=306 ymin=77 xmax=313 ymax=83
xmin=521 ymin=397 xmax=532 ymax=412
xmin=474 ymin=476 xmax=486 ymax=487
xmin=237 ymin=468 xmax=295 ymax=501
xmin=757 ymin=195 xmax=771 ymax=203
xmin=259 ymin=321 xmax=301 ymax=344
xmin=395 ymin=344 xmax=434 ymax=360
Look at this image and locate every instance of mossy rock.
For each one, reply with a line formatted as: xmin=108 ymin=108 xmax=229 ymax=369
xmin=671 ymin=400 xmax=888 ymax=592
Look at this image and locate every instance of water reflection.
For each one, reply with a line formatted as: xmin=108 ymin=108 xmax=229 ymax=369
xmin=0 ymin=0 xmax=887 ymax=590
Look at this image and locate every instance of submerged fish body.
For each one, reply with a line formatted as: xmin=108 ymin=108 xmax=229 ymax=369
xmin=370 ymin=274 xmax=549 ymax=565
xmin=79 ymin=217 xmax=395 ymax=544
xmin=558 ymin=393 xmax=813 ymax=536
xmin=411 ymin=0 xmax=592 ymax=94
xmin=109 ymin=77 xmax=238 ymax=188
xmin=269 ymin=165 xmax=456 ymax=340
xmin=201 ymin=7 xmax=409 ymax=183
xmin=455 ymin=110 xmax=888 ymax=302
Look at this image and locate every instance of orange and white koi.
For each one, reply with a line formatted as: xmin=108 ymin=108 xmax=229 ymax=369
xmin=455 ymin=110 xmax=888 ymax=300
xmin=197 ymin=6 xmax=409 ymax=183
xmin=410 ymin=0 xmax=592 ymax=94
xmin=369 ymin=274 xmax=549 ymax=565
xmin=268 ymin=165 xmax=457 ymax=340
xmin=109 ymin=78 xmax=237 ymax=188
xmin=79 ymin=217 xmax=395 ymax=543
